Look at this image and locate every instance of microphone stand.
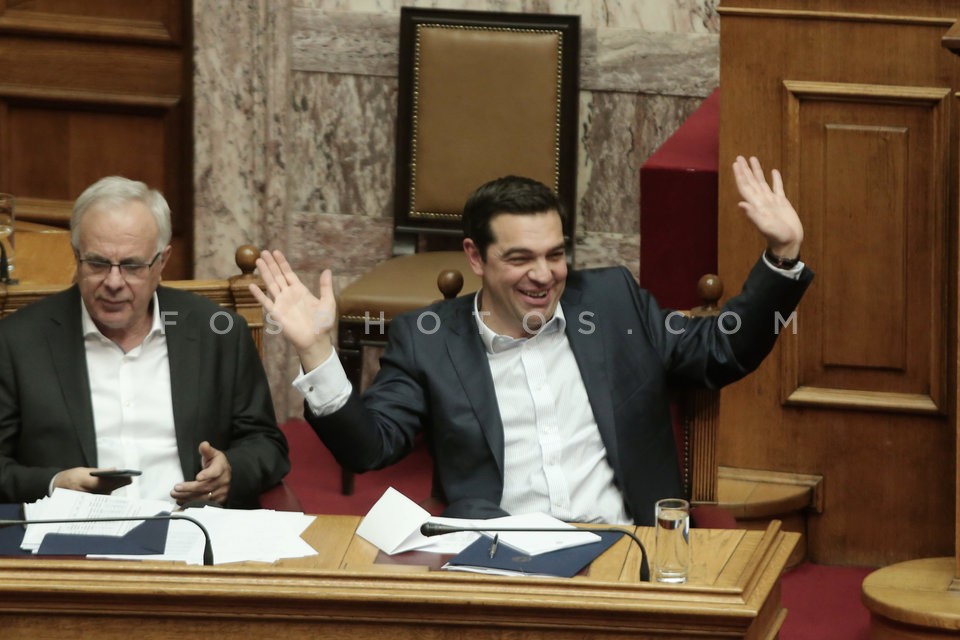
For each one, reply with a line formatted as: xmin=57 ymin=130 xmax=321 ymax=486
xmin=420 ymin=522 xmax=650 ymax=582
xmin=0 ymin=514 xmax=214 ymax=566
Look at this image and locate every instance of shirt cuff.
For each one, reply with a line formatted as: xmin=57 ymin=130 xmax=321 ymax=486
xmin=293 ymin=349 xmax=353 ymax=417
xmin=761 ymin=252 xmax=805 ymax=280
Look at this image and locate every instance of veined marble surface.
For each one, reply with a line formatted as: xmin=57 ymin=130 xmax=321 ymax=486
xmin=291 ymin=0 xmax=719 ymax=31
xmin=291 ymin=10 xmax=719 ymax=97
xmin=194 ymin=0 xmax=719 ymax=418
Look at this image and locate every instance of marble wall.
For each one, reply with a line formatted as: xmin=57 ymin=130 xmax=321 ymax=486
xmin=193 ymin=0 xmax=720 ymax=419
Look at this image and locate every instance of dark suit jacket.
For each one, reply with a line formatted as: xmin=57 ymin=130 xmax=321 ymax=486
xmin=309 ymin=258 xmax=812 ymax=525
xmin=0 ymin=285 xmax=289 ymax=507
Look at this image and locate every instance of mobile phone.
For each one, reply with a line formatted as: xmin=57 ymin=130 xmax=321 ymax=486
xmin=90 ymin=469 xmax=142 ymax=478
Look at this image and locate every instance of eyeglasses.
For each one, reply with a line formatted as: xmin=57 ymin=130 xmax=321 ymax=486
xmin=78 ymin=252 xmax=162 ymax=281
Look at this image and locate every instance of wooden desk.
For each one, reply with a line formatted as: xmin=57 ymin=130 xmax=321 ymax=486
xmin=0 ymin=516 xmax=798 ymax=639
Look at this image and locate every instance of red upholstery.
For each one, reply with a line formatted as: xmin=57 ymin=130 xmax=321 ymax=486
xmin=690 ymin=504 xmax=738 ymax=529
xmin=644 ymin=93 xmax=734 ymax=529
xmin=639 ymin=89 xmax=719 ymax=310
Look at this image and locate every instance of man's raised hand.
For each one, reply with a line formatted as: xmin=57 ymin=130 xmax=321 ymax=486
xmin=249 ymin=250 xmax=337 ymax=371
xmin=732 ymin=155 xmax=804 ymax=260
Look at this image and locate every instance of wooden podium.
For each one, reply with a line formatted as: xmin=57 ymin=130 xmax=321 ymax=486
xmin=717 ymin=2 xmax=960 ymax=636
xmin=859 ymin=18 xmax=960 ymax=640
xmin=0 ymin=517 xmax=798 ymax=639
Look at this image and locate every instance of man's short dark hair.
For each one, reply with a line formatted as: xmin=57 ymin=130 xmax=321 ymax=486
xmin=462 ymin=175 xmax=567 ymax=259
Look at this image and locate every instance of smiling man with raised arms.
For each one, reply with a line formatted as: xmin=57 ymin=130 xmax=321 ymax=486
xmin=253 ymin=157 xmax=812 ymax=525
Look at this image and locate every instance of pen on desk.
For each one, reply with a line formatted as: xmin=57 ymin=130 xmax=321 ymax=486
xmin=488 ymin=533 xmax=499 ymax=559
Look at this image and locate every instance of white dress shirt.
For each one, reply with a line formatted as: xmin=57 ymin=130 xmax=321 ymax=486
xmin=80 ymin=293 xmax=182 ymax=504
xmin=473 ymin=301 xmax=629 ymax=524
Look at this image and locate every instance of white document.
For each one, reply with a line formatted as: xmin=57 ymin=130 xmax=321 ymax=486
xmin=185 ymin=506 xmax=317 ymax=564
xmin=356 ymin=487 xmax=600 ymax=556
xmin=91 ymin=507 xmax=317 ymax=565
xmin=356 ymin=487 xmax=478 ymax=554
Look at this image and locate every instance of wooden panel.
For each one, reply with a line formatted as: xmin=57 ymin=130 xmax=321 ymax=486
xmin=0 ymin=1 xmax=193 ymax=278
xmin=7 ymin=105 xmax=169 ymax=207
xmin=0 ymin=37 xmax=181 ymax=96
xmin=716 ymin=1 xmax=958 ymax=567
xmin=780 ymin=81 xmax=950 ymax=413
xmin=0 ymin=0 xmax=182 ymax=44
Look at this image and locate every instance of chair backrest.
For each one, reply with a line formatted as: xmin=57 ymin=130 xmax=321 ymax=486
xmin=393 ymin=7 xmax=580 ymax=255
xmin=674 ymin=274 xmax=724 ymax=505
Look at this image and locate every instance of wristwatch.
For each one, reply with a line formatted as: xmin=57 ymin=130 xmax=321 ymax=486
xmin=764 ymin=248 xmax=800 ymax=270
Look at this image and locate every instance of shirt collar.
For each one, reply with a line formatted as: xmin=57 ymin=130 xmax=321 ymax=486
xmin=81 ymin=291 xmax=165 ymax=343
xmin=471 ymin=290 xmax=566 ymax=354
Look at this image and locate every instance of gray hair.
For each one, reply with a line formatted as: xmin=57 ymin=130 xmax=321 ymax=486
xmin=70 ymin=176 xmax=172 ymax=254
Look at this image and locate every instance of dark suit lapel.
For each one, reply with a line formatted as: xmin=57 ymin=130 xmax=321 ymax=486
xmin=46 ymin=287 xmax=97 ymax=466
xmin=445 ymin=297 xmax=506 ymax=475
xmin=159 ymin=289 xmax=200 ymax=478
xmin=561 ymin=280 xmax=620 ymax=472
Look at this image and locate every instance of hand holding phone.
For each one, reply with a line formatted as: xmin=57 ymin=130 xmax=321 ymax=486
xmin=90 ymin=469 xmax=142 ymax=478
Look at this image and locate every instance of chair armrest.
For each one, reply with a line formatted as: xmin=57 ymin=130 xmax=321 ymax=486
xmin=259 ymin=480 xmax=304 ymax=512
xmin=691 ymin=504 xmax=738 ymax=529
xmin=418 ymin=496 xmax=447 ymax=517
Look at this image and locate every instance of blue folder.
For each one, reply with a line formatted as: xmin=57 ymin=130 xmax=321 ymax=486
xmin=0 ymin=503 xmax=170 ymax=557
xmin=0 ymin=504 xmax=31 ymax=556
xmin=444 ymin=530 xmax=623 ymax=578
xmin=37 ymin=514 xmax=170 ymax=556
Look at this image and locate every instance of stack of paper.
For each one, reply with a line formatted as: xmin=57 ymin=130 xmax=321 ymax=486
xmin=21 ymin=488 xmax=318 ymax=565
xmin=93 ymin=506 xmax=317 ymax=565
xmin=181 ymin=505 xmax=317 ymax=564
xmin=22 ymin=489 xmax=173 ymax=553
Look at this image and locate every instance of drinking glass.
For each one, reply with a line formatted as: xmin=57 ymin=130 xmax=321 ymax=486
xmin=654 ymin=497 xmax=690 ymax=583
xmin=0 ymin=193 xmax=14 ymax=282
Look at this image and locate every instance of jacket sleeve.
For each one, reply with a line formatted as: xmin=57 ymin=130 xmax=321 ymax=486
xmin=633 ymin=257 xmax=813 ymax=389
xmin=0 ymin=330 xmax=60 ymax=503
xmin=305 ymin=312 xmax=428 ymax=473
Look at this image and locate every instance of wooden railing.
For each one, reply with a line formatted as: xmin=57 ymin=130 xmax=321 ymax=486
xmin=0 ymin=245 xmax=265 ymax=356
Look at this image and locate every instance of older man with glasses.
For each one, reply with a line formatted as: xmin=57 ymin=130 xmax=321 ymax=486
xmin=0 ymin=176 xmax=289 ymax=507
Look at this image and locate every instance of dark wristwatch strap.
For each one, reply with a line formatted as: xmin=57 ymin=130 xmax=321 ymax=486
xmin=764 ymin=248 xmax=800 ymax=269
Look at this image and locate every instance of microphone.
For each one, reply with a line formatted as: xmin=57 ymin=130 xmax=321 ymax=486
xmin=420 ymin=521 xmax=650 ymax=581
xmin=0 ymin=514 xmax=214 ymax=566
